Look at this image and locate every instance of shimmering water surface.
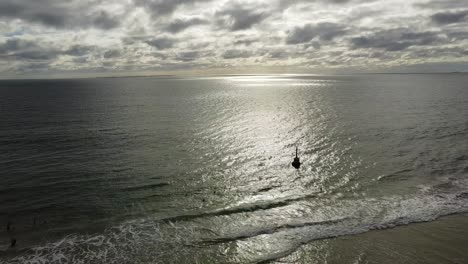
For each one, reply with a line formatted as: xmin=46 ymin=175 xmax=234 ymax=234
xmin=1 ymin=74 xmax=468 ymax=263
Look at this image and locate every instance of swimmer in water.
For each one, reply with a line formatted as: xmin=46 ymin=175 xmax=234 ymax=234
xmin=6 ymin=221 xmax=17 ymax=248
xmin=10 ymin=238 xmax=16 ymax=248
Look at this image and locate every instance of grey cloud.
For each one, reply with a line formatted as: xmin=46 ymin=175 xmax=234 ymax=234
xmin=324 ymin=0 xmax=352 ymax=3
xmin=286 ymin=23 xmax=347 ymax=44
xmin=103 ymin=50 xmax=121 ymax=59
xmin=102 ymin=62 xmax=114 ymax=67
xmin=268 ymin=50 xmax=289 ymax=59
xmin=233 ymin=38 xmax=259 ymax=46
xmin=305 ymin=41 xmax=322 ymax=50
xmin=415 ymin=0 xmax=468 ymax=10
xmin=277 ymin=0 xmax=368 ymax=9
xmin=122 ymin=36 xmax=149 ymax=45
xmin=351 ymin=29 xmax=445 ymax=51
xmin=145 ymin=37 xmax=175 ymax=50
xmin=216 ymin=3 xmax=269 ymax=31
xmin=134 ymin=0 xmax=212 ymax=17
xmin=15 ymin=62 xmax=51 ymax=73
xmin=411 ymin=47 xmax=468 ymax=58
xmin=147 ymin=61 xmax=211 ymax=71
xmin=151 ymin=52 xmax=168 ymax=59
xmin=0 ymin=39 xmax=60 ymax=60
xmin=347 ymin=51 xmax=390 ymax=59
xmin=0 ymin=0 xmax=121 ymax=30
xmin=0 ymin=0 xmax=66 ymax=26
xmin=165 ymin=18 xmax=208 ymax=33
xmin=447 ymin=31 xmax=468 ymax=40
xmin=93 ymin=11 xmax=121 ymax=30
xmin=222 ymin=49 xmax=253 ymax=59
xmin=1 ymin=39 xmax=98 ymax=62
xmin=176 ymin=51 xmax=199 ymax=61
xmin=369 ymin=51 xmax=388 ymax=59
xmin=0 ymin=39 xmax=36 ymax=54
xmin=2 ymin=0 xmax=468 ymax=76
xmin=431 ymin=10 xmax=468 ymax=25
xmin=73 ymin=57 xmax=90 ymax=64
xmin=9 ymin=50 xmax=59 ymax=60
xmin=65 ymin=45 xmax=96 ymax=56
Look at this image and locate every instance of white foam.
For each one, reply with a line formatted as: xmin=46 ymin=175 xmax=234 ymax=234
xmin=3 ymin=180 xmax=468 ymax=264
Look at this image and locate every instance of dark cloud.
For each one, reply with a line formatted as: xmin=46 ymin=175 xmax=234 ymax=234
xmin=122 ymin=36 xmax=149 ymax=45
xmin=73 ymin=57 xmax=90 ymax=64
xmin=216 ymin=3 xmax=269 ymax=31
xmin=151 ymin=52 xmax=168 ymax=59
xmin=1 ymin=39 xmax=97 ymax=63
xmin=0 ymin=0 xmax=120 ymax=29
xmin=233 ymin=38 xmax=259 ymax=46
xmin=347 ymin=51 xmax=390 ymax=59
xmin=64 ymin=45 xmax=96 ymax=56
xmin=323 ymin=0 xmax=352 ymax=3
xmin=165 ymin=17 xmax=208 ymax=33
xmin=0 ymin=39 xmax=60 ymax=60
xmin=268 ymin=50 xmax=289 ymax=59
xmin=222 ymin=49 xmax=253 ymax=59
xmin=15 ymin=62 xmax=51 ymax=73
xmin=447 ymin=31 xmax=468 ymax=40
xmin=277 ymin=0 xmax=367 ymax=9
xmin=175 ymin=51 xmax=199 ymax=61
xmin=8 ymin=50 xmax=59 ymax=60
xmin=411 ymin=46 xmax=468 ymax=58
xmin=0 ymin=39 xmax=36 ymax=54
xmin=134 ymin=0 xmax=212 ymax=17
xmin=304 ymin=41 xmax=322 ymax=50
xmin=351 ymin=29 xmax=444 ymax=51
xmin=415 ymin=0 xmax=468 ymax=10
xmin=431 ymin=10 xmax=468 ymax=25
xmin=103 ymin=49 xmax=121 ymax=59
xmin=145 ymin=37 xmax=175 ymax=50
xmin=286 ymin=23 xmax=347 ymax=44
xmin=0 ymin=0 xmax=66 ymax=27
xmin=93 ymin=11 xmax=121 ymax=30
xmin=1 ymin=0 xmax=467 ymax=76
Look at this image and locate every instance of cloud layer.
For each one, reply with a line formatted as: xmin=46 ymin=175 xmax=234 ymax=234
xmin=0 ymin=0 xmax=467 ymax=77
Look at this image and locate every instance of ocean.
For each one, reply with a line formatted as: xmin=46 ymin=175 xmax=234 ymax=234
xmin=1 ymin=74 xmax=467 ymax=263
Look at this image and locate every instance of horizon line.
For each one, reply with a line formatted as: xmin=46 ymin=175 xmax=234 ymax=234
xmin=0 ymin=71 xmax=467 ymax=81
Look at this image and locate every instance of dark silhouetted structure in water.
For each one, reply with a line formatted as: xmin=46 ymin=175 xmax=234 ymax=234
xmin=292 ymin=147 xmax=301 ymax=169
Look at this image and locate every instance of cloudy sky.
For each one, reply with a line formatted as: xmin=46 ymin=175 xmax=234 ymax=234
xmin=0 ymin=0 xmax=467 ymax=78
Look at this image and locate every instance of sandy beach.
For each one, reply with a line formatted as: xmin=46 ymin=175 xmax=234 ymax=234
xmin=275 ymin=214 xmax=468 ymax=264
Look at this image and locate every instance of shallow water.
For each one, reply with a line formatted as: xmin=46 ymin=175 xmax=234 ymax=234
xmin=0 ymin=74 xmax=467 ymax=263
xmin=275 ymin=213 xmax=468 ymax=264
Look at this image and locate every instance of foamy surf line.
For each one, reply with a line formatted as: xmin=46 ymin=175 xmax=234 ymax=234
xmin=2 ymin=187 xmax=468 ymax=264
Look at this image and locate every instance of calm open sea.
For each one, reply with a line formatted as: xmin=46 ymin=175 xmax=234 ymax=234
xmin=1 ymin=74 xmax=468 ymax=263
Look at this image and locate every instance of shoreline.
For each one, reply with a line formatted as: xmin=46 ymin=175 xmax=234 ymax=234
xmin=3 ymin=212 xmax=468 ymax=263
xmin=274 ymin=213 xmax=468 ymax=264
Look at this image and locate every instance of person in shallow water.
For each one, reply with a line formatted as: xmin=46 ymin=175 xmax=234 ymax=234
xmin=292 ymin=147 xmax=301 ymax=169
xmin=6 ymin=221 xmax=16 ymax=248
xmin=10 ymin=238 xmax=16 ymax=248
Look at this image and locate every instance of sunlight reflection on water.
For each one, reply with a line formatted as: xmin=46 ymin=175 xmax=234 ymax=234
xmin=2 ymin=74 xmax=468 ymax=263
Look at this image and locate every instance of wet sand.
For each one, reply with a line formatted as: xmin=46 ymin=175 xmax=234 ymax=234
xmin=275 ymin=214 xmax=468 ymax=264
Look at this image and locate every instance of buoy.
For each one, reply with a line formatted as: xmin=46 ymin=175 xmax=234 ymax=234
xmin=292 ymin=146 xmax=301 ymax=169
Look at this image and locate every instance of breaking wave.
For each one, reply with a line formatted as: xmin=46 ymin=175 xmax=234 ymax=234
xmin=3 ymin=178 xmax=468 ymax=264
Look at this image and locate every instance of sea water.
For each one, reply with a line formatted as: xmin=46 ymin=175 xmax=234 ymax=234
xmin=0 ymin=74 xmax=467 ymax=263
